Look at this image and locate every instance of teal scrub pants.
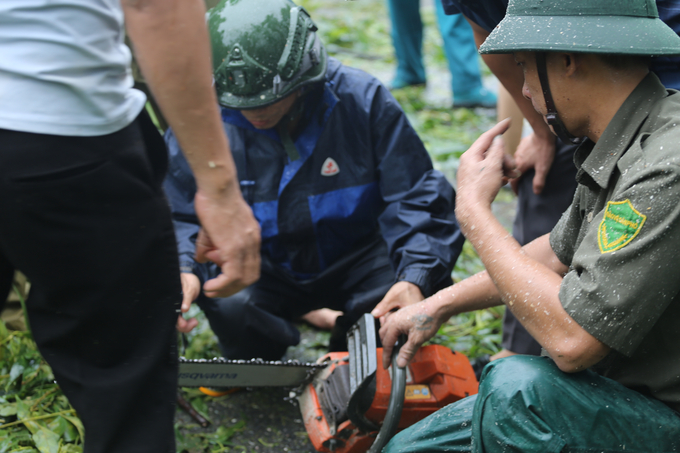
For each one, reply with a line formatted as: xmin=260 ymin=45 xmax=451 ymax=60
xmin=386 ymin=0 xmax=483 ymax=94
xmin=384 ymin=356 xmax=680 ymax=452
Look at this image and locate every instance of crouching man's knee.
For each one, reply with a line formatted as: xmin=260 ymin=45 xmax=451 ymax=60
xmin=473 ymin=355 xmax=680 ymax=453
xmin=473 ymin=356 xmax=571 ymax=453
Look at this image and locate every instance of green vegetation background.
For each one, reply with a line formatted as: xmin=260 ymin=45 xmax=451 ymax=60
xmin=0 ymin=1 xmax=509 ymax=451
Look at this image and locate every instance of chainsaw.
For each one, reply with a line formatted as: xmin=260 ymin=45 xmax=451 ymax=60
xmin=178 ymin=314 xmax=478 ymax=452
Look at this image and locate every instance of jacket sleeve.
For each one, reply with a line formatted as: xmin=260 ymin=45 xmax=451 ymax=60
xmin=162 ymin=128 xmax=218 ymax=285
xmin=369 ymin=83 xmax=465 ymax=297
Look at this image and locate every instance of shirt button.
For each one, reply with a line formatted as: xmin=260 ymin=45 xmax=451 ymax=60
xmin=587 ymin=212 xmax=594 ymax=222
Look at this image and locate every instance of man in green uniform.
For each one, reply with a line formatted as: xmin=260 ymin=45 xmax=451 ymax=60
xmin=373 ymin=0 xmax=680 ymax=450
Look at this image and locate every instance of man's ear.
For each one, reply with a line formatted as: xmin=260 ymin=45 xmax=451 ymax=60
xmin=561 ymin=52 xmax=580 ymax=77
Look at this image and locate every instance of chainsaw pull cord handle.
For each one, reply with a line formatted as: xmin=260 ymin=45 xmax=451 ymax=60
xmin=367 ymin=334 xmax=407 ymax=453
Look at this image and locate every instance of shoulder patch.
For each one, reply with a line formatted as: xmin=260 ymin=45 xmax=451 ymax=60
xmin=597 ymin=199 xmax=646 ymax=254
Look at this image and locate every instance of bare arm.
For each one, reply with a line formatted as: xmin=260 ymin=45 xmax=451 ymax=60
xmin=455 ymin=121 xmax=610 ymax=372
xmin=379 ymin=122 xmax=609 ymax=371
xmin=123 ymin=0 xmax=260 ymax=297
xmin=376 ymin=234 xmax=565 ymax=369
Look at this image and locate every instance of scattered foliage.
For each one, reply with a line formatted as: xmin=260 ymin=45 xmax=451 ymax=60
xmin=0 ymin=295 xmax=82 ymax=453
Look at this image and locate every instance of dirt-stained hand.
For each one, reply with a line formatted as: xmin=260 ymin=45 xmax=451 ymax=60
xmin=194 ymin=189 xmax=261 ymax=299
xmin=379 ymin=300 xmax=444 ymax=369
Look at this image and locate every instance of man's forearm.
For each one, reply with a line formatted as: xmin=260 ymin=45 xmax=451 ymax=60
xmin=431 ymin=233 xmax=564 ymax=319
xmin=125 ymin=0 xmax=261 ymax=298
xmin=123 ymin=0 xmax=238 ymax=193
xmin=430 ymin=269 xmax=501 ymax=321
xmin=481 ymin=52 xmax=553 ymax=142
xmin=468 ymin=22 xmax=553 ymax=142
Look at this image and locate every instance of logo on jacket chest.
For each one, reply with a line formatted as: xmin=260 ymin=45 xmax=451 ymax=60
xmin=321 ymin=157 xmax=340 ymax=176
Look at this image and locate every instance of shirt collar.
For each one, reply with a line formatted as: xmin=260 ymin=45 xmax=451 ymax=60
xmin=575 ymin=72 xmax=669 ymax=189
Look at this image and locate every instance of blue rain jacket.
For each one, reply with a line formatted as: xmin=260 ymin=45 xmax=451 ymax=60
xmin=164 ymin=58 xmax=463 ymax=297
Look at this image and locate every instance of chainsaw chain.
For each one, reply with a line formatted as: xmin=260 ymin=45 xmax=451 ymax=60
xmin=178 ymin=357 xmax=328 ymax=388
xmin=179 ymin=356 xmax=326 ymax=369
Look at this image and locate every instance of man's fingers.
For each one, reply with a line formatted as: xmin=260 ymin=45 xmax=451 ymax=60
xmin=181 ymin=291 xmax=193 ymax=313
xmin=476 ymin=118 xmax=511 ymax=152
xmin=383 ymin=333 xmax=419 ymax=369
xmin=180 ymin=273 xmax=201 ymax=312
xmin=462 ymin=118 xmax=512 ymax=166
xmin=382 ymin=343 xmax=394 ymax=369
xmin=510 ymin=177 xmax=520 ymax=195
xmin=502 ymin=153 xmax=521 ymax=179
xmin=532 ymin=163 xmax=549 ymax=195
xmin=177 ymin=315 xmax=198 ymax=333
xmin=202 ymin=252 xmax=260 ymax=298
xmin=396 ymin=340 xmax=419 ymax=369
xmin=485 ymin=136 xmax=506 ymax=170
xmin=194 ymin=229 xmax=214 ymax=264
xmin=532 ymin=174 xmax=546 ymax=194
xmin=379 ymin=322 xmax=401 ymax=369
xmin=203 ymin=268 xmax=258 ymax=298
xmin=371 ymin=299 xmax=396 ymax=319
xmin=481 ymin=118 xmax=512 ymax=146
xmin=203 ymin=273 xmax=242 ymax=298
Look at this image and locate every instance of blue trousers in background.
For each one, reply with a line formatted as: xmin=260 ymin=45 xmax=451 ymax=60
xmin=387 ymin=0 xmax=483 ymax=95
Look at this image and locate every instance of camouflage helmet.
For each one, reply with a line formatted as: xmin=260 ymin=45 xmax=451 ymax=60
xmin=208 ymin=0 xmax=327 ymax=109
xmin=479 ymin=0 xmax=680 ymax=56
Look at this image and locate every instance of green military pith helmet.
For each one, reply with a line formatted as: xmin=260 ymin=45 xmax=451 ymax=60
xmin=208 ymin=0 xmax=328 ymax=109
xmin=479 ymin=0 xmax=680 ymax=56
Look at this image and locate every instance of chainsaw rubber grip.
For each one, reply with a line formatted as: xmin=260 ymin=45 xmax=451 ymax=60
xmin=367 ymin=334 xmax=407 ymax=453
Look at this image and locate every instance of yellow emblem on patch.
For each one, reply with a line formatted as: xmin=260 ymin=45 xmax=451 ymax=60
xmin=597 ymin=200 xmax=646 ymax=253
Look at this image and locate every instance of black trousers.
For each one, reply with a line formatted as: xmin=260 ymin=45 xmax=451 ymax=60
xmin=197 ymin=237 xmax=394 ymax=360
xmin=504 ymin=139 xmax=579 ymax=355
xmin=0 ymin=113 xmax=181 ymax=453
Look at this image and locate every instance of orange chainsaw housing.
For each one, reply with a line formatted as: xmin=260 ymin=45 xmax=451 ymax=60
xmin=299 ymin=345 xmax=478 ymax=453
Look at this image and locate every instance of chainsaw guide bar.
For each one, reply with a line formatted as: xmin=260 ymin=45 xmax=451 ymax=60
xmin=178 ymin=357 xmax=328 ymax=388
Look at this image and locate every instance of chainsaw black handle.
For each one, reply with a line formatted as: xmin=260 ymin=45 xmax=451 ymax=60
xmin=367 ymin=334 xmax=407 ymax=453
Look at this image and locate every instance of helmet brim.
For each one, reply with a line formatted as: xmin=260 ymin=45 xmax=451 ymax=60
xmin=480 ymin=15 xmax=680 ymax=56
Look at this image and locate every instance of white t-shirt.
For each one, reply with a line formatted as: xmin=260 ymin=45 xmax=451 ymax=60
xmin=0 ymin=0 xmax=146 ymax=136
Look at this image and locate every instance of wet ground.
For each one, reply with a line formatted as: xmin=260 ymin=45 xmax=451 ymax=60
xmin=176 ymin=386 xmax=317 ymax=453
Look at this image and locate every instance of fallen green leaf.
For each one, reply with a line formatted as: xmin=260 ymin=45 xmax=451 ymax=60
xmin=32 ymin=425 xmax=59 ymax=453
xmin=257 ymin=437 xmax=276 ymax=447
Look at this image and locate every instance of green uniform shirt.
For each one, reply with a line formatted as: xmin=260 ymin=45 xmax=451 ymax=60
xmin=550 ymin=73 xmax=680 ymax=412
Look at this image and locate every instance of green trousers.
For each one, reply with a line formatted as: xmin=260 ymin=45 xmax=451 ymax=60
xmin=383 ymin=356 xmax=680 ymax=452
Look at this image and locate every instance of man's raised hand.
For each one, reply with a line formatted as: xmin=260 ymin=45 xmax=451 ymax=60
xmin=456 ymin=119 xmax=517 ymax=207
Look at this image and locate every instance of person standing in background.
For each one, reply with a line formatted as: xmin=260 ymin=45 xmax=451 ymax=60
xmin=387 ymin=0 xmax=497 ymax=108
